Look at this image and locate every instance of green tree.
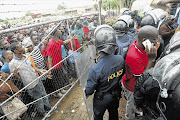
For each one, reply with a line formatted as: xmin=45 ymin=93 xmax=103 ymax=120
xmin=102 ymin=0 xmax=109 ymax=10
xmin=111 ymin=0 xmax=119 ymax=10
xmin=121 ymin=0 xmax=135 ymax=8
xmin=57 ymin=4 xmax=65 ymax=10
xmin=25 ymin=11 xmax=34 ymax=16
xmin=102 ymin=0 xmax=118 ymax=10
xmin=100 ymin=0 xmax=135 ymax=10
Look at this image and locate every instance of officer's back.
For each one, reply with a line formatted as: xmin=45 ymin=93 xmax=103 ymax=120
xmin=85 ymin=25 xmax=124 ymax=120
xmin=116 ymin=34 xmax=132 ymax=58
xmin=87 ymin=54 xmax=124 ymax=94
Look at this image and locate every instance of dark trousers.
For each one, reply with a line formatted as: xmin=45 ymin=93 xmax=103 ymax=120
xmin=93 ymin=92 xmax=120 ymax=120
xmin=51 ymin=67 xmax=69 ymax=92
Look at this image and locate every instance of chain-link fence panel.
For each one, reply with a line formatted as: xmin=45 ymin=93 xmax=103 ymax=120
xmin=0 ymin=13 xmax=100 ymax=120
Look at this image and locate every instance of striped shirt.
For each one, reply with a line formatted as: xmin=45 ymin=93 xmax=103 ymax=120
xmin=31 ymin=46 xmax=45 ymax=69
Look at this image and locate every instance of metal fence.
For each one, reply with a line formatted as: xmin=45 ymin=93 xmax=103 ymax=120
xmin=0 ymin=12 xmax=99 ymax=120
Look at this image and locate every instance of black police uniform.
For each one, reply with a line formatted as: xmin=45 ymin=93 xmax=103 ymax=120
xmin=85 ymin=54 xmax=124 ymax=120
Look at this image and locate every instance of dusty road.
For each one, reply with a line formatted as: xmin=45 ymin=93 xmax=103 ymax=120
xmin=48 ymin=81 xmax=136 ymax=120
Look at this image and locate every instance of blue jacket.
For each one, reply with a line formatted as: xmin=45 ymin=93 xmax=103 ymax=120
xmin=116 ymin=34 xmax=132 ymax=58
xmin=85 ymin=54 xmax=124 ymax=96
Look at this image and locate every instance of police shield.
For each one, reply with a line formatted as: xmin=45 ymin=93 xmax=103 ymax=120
xmin=75 ymin=45 xmax=96 ymax=120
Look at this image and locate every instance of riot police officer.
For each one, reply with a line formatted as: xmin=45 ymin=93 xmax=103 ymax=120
xmin=85 ymin=25 xmax=124 ymax=120
xmin=127 ymin=18 xmax=138 ymax=43
xmin=141 ymin=8 xmax=167 ymax=30
xmin=115 ymin=15 xmax=133 ymax=58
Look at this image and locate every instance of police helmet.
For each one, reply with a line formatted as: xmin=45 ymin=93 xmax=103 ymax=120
xmin=114 ymin=21 xmax=128 ymax=37
xmin=94 ymin=25 xmax=116 ymax=54
xmin=141 ymin=8 xmax=167 ymax=28
xmin=123 ymin=10 xmax=131 ymax=15
xmin=116 ymin=15 xmax=133 ymax=36
xmin=117 ymin=15 xmax=131 ymax=23
xmin=130 ymin=11 xmax=136 ymax=19
xmin=120 ymin=8 xmax=129 ymax=16
xmin=140 ymin=14 xmax=155 ymax=27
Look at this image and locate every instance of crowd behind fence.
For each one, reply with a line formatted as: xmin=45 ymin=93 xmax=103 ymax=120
xmin=0 ymin=12 xmax=102 ymax=120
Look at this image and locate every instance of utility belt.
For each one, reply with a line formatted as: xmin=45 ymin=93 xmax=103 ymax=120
xmin=95 ymin=89 xmax=121 ymax=100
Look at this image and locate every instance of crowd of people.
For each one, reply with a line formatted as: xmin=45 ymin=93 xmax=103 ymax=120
xmin=85 ymin=0 xmax=180 ymax=120
xmin=1 ymin=0 xmax=180 ymax=119
xmin=0 ymin=14 xmax=100 ymax=119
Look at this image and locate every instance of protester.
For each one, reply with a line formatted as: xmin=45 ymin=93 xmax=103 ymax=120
xmin=134 ymin=31 xmax=180 ymax=120
xmin=0 ymin=40 xmax=10 ymax=52
xmin=68 ymin=30 xmax=81 ymax=78
xmin=69 ymin=30 xmax=81 ymax=51
xmin=72 ymin=20 xmax=84 ymax=44
xmin=0 ymin=71 xmax=19 ymax=116
xmin=82 ymin=20 xmax=90 ymax=41
xmin=1 ymin=50 xmax=13 ymax=74
xmin=9 ymin=42 xmax=51 ymax=117
xmin=31 ymin=36 xmax=39 ymax=47
xmin=47 ymin=28 xmax=73 ymax=97
xmin=122 ymin=26 xmax=160 ymax=120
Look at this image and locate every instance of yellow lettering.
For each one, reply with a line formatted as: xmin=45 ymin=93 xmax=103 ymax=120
xmin=108 ymin=76 xmax=111 ymax=82
xmin=115 ymin=72 xmax=119 ymax=78
xmin=119 ymin=69 xmax=123 ymax=75
xmin=107 ymin=69 xmax=123 ymax=82
xmin=112 ymin=73 xmax=116 ymax=78
xmin=116 ymin=71 xmax=120 ymax=77
xmin=108 ymin=75 xmax=113 ymax=82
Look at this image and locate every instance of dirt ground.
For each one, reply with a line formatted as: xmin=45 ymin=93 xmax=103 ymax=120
xmin=47 ymin=81 xmax=135 ymax=120
xmin=49 ymin=82 xmax=88 ymax=120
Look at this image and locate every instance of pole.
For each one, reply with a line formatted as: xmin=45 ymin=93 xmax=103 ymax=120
xmin=98 ymin=0 xmax=102 ymax=25
xmin=0 ymin=12 xmax=98 ymax=34
xmin=119 ymin=0 xmax=122 ymax=14
xmin=109 ymin=0 xmax=110 ymax=17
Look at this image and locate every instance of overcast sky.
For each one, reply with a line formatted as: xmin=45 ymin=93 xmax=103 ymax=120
xmin=0 ymin=0 xmax=96 ymax=19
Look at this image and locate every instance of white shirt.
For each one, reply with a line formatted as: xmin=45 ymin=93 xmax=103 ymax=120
xmin=9 ymin=55 xmax=39 ymax=89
